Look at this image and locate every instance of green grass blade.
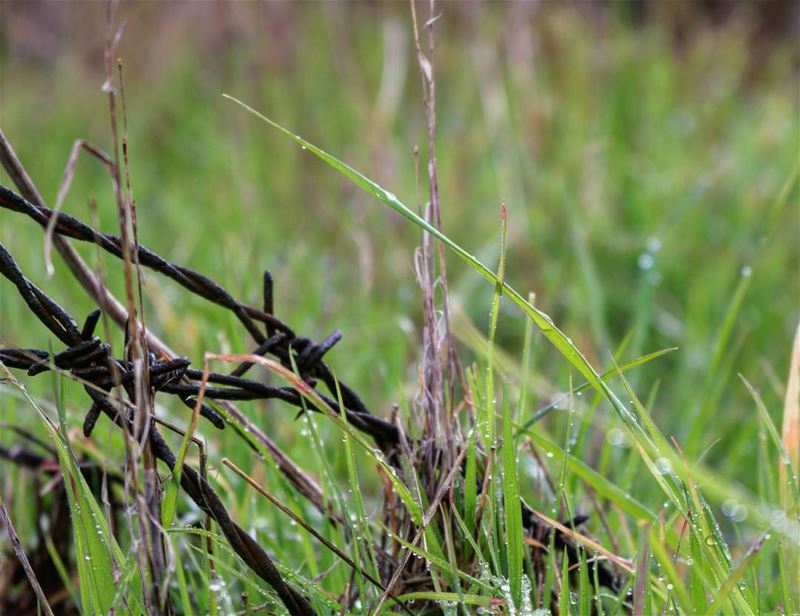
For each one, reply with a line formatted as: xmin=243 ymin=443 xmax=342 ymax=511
xmin=706 ymin=534 xmax=765 ymax=616
xmin=224 ymin=96 xmax=629 ymax=410
xmin=519 ymin=347 xmax=677 ymax=432
xmin=502 ymin=389 xmax=523 ymax=608
xmin=578 ymin=545 xmax=591 ymax=616
xmin=633 ymin=526 xmax=650 ymax=616
xmin=560 ymin=547 xmax=572 ymax=616
xmin=778 ymin=542 xmax=795 ymax=616
xmin=484 ymin=205 xmax=507 ymax=447
xmin=646 ymin=527 xmax=689 ymax=610
xmin=741 ymin=374 xmax=800 ymax=504
xmin=464 ymin=429 xmax=478 ymax=535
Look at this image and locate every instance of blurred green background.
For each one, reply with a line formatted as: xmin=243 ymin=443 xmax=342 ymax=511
xmin=1 ymin=2 xmax=798 ymax=495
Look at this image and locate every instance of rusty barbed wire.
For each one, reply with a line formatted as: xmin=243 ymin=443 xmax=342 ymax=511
xmin=0 ymin=183 xmax=399 ymax=450
xmin=0 ymin=181 xmax=398 ymax=615
xmin=0 ymin=243 xmax=317 ymax=615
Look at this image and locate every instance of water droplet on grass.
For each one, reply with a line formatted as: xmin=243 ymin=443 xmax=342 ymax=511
xmin=646 ymin=237 xmax=662 ymax=253
xmin=655 ymin=457 xmax=673 ymax=476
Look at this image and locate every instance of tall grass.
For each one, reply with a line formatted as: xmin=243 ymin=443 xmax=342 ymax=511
xmin=1 ymin=4 xmax=798 ymax=615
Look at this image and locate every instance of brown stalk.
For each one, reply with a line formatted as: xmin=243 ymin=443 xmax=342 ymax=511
xmin=0 ymin=499 xmax=56 ymax=616
xmin=409 ymin=0 xmax=464 ymax=471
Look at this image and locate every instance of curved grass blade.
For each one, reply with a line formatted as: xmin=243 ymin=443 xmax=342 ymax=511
xmin=223 ymin=96 xmax=622 ymax=406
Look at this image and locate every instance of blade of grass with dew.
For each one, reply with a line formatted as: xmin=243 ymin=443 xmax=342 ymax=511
xmin=502 ymin=388 xmax=523 ymax=608
xmin=484 ymin=204 xmax=507 ymax=447
xmin=560 ymin=546 xmax=572 ymax=616
xmin=381 ymin=592 xmax=493 ymax=612
xmin=778 ymin=542 xmax=795 ymax=616
xmin=518 ymin=347 xmax=677 ymax=434
xmin=742 ymin=371 xmax=800 ymax=612
xmin=519 ymin=427 xmax=661 ymax=527
xmin=556 ymin=372 xmax=576 ymax=523
xmin=706 ymin=534 xmax=766 ymax=615
xmin=592 ymin=553 xmax=607 ymax=616
xmin=613 ymin=362 xmax=764 ymax=600
xmin=224 ymin=96 xmax=639 ymax=426
xmin=633 ymin=525 xmax=651 ymax=616
xmin=577 ymin=544 xmax=591 ymax=616
xmin=687 ymin=525 xmax=707 ymax=614
xmin=541 ymin=530 xmax=556 ymax=611
xmin=741 ymin=374 xmax=800 ymax=505
xmin=517 ymin=291 xmax=536 ymax=426
xmin=612 ymin=358 xmax=675 ymax=460
xmin=464 ymin=428 xmax=478 ymax=536
xmin=574 ymin=331 xmax=634 ymax=458
xmin=335 ymin=378 xmax=380 ymax=602
xmin=646 ymin=527 xmax=689 ymax=611
xmin=681 ymin=462 xmax=754 ymax=614
xmin=220 ymin=94 xmax=784 ymax=614
xmin=439 ymin=507 xmax=468 ymax=611
xmin=221 ymin=106 xmax=783 ymax=611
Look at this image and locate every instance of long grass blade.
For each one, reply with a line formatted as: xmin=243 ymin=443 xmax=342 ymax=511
xmin=502 ymin=389 xmax=523 ymax=608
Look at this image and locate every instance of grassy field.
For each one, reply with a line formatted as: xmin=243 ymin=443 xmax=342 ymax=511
xmin=1 ymin=3 xmax=798 ymax=615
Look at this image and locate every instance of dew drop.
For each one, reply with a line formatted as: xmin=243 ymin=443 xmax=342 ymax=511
xmin=638 ymin=253 xmax=654 ymax=270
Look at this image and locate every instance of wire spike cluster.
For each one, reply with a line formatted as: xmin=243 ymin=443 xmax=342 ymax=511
xmin=0 ymin=183 xmax=400 ymax=450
